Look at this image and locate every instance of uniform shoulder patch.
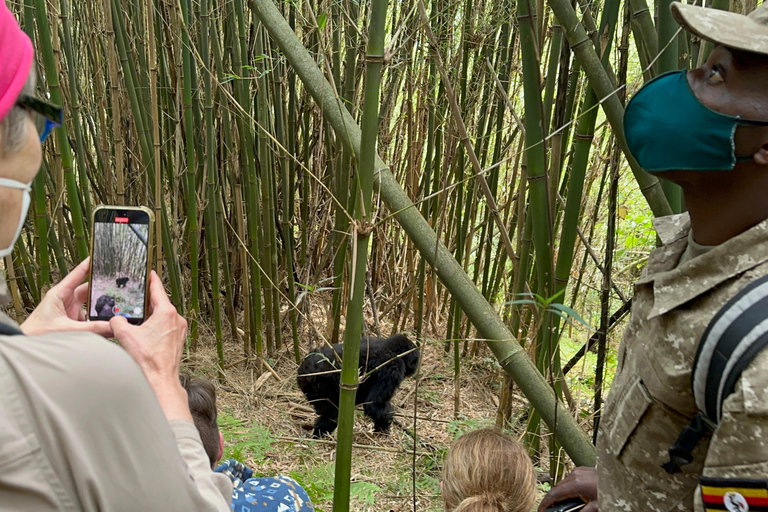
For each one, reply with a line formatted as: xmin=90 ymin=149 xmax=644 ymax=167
xmin=701 ymin=476 xmax=768 ymax=512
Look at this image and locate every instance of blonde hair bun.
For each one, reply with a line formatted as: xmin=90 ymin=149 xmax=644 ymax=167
xmin=442 ymin=428 xmax=536 ymax=512
xmin=453 ymin=493 xmax=508 ymax=512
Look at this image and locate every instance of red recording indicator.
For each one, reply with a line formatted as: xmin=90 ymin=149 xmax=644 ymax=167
xmin=114 ymin=217 xmax=129 ymax=224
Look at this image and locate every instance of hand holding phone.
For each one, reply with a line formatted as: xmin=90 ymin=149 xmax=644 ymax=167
xmin=20 ymin=258 xmax=113 ymax=338
xmin=544 ymin=498 xmax=586 ymax=512
xmin=88 ymin=206 xmax=154 ymax=325
xmin=538 ymin=467 xmax=598 ymax=512
xmin=110 ymin=271 xmax=191 ymax=422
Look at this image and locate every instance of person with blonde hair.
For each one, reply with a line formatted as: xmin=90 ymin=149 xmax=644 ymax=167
xmin=442 ymin=428 xmax=537 ymax=512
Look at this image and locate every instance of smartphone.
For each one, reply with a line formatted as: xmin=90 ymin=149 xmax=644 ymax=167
xmin=88 ymin=206 xmax=154 ymax=325
xmin=544 ymin=499 xmax=586 ymax=512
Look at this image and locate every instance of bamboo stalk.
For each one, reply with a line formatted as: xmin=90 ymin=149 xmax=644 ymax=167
xmin=332 ymin=0 xmax=387 ymax=506
xmin=34 ymin=0 xmax=89 ymax=261
xmin=180 ymin=0 xmax=200 ymax=350
xmin=547 ymin=0 xmax=673 ymax=218
xmin=200 ymin=0 xmax=224 ymax=379
xmin=145 ymin=0 xmax=163 ymax=274
xmin=251 ymin=0 xmax=596 ymax=466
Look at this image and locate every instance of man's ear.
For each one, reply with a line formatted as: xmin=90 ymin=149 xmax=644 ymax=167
xmin=755 ymin=142 xmax=768 ymax=166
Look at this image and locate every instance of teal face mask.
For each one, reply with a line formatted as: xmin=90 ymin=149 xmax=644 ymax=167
xmin=624 ymin=70 xmax=768 ymax=172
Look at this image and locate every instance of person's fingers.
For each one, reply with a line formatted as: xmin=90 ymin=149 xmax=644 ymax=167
xmin=538 ymin=479 xmax=587 ymax=511
xmin=109 ymin=315 xmax=132 ymax=344
xmin=147 ymin=271 xmax=171 ymax=311
xmin=538 ymin=493 xmax=561 ymax=512
xmin=73 ymin=282 xmax=90 ymax=306
xmin=55 ymin=257 xmax=91 ymax=293
xmin=79 ymin=320 xmax=114 ymax=338
xmin=582 ymin=502 xmax=598 ymax=512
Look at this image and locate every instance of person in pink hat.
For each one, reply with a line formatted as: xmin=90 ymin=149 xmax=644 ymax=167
xmin=0 ymin=3 xmax=232 ymax=510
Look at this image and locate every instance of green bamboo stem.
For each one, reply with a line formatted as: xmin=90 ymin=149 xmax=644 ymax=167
xmin=228 ymin=0 xmax=264 ymax=362
xmin=33 ymin=0 xmax=89 ymax=261
xmin=417 ymin=0 xmax=520 ymax=276
xmin=145 ymin=0 xmax=163 ymax=273
xmin=59 ymin=0 xmax=92 ymax=221
xmin=657 ymin=0 xmax=683 ymax=212
xmin=111 ymin=0 xmax=182 ymax=305
xmin=254 ymin=25 xmax=280 ymax=355
xmin=21 ymin=1 xmax=51 ymax=288
xmin=554 ymin=0 xmax=620 ymax=314
xmin=547 ymin=0 xmax=672 ymax=218
xmin=180 ymin=0 xmax=199 ymax=350
xmin=251 ymin=0 xmax=596 ymax=466
xmin=200 ymin=0 xmax=224 ymax=379
xmin=332 ymin=0 xmax=387 ymax=506
xmin=272 ymin=46 xmax=301 ymax=363
xmin=102 ymin=0 xmax=124 ymax=205
xmin=630 ymin=0 xmax=658 ymax=74
xmin=330 ymin=0 xmax=359 ymax=344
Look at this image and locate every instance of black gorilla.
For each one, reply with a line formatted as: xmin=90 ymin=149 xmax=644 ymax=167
xmin=116 ymin=277 xmax=129 ymax=288
xmin=297 ymin=333 xmax=420 ymax=438
xmin=94 ymin=295 xmax=116 ymax=318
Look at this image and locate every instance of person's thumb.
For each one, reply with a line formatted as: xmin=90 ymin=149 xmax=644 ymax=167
xmin=109 ymin=316 xmax=131 ymax=342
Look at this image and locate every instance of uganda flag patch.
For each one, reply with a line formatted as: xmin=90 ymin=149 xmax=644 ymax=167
xmin=701 ymin=476 xmax=768 ymax=512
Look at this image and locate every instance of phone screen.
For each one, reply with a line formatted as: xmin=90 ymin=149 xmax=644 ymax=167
xmin=89 ymin=208 xmax=151 ymax=324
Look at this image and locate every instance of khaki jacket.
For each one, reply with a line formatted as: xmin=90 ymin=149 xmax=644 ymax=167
xmin=0 ymin=309 xmax=232 ymax=511
xmin=596 ymin=213 xmax=768 ymax=511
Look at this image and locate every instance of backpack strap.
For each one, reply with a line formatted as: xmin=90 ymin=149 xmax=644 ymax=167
xmin=663 ymin=274 xmax=768 ymax=474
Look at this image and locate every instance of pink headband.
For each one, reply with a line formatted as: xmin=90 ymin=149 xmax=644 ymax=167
xmin=0 ymin=1 xmax=34 ymax=123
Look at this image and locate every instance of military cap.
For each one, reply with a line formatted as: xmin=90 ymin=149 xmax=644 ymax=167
xmin=671 ymin=1 xmax=768 ymax=57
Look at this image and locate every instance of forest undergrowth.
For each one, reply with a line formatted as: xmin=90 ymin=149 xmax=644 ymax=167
xmin=181 ymin=290 xmax=623 ymax=511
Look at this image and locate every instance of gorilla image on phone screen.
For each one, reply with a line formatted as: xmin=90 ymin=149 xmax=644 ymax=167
xmin=89 ymin=212 xmax=150 ymax=324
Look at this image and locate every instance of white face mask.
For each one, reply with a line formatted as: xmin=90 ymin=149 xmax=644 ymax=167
xmin=0 ymin=177 xmax=32 ymax=258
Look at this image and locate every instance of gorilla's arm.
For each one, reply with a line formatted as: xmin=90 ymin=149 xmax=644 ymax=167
xmin=361 ymin=361 xmax=406 ymax=432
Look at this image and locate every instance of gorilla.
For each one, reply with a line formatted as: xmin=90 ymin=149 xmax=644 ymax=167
xmin=116 ymin=277 xmax=129 ymax=288
xmin=297 ymin=333 xmax=420 ymax=438
xmin=94 ymin=295 xmax=116 ymax=318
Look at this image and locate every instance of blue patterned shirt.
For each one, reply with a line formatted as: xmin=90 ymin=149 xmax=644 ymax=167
xmin=214 ymin=459 xmax=315 ymax=512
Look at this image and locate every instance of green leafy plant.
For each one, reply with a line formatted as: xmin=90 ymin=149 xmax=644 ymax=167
xmin=292 ymin=461 xmax=335 ymax=502
xmin=219 ymin=412 xmax=274 ymax=464
xmin=447 ymin=417 xmax=495 ymax=440
xmin=320 ymin=482 xmax=382 ymax=506
xmin=505 ymin=289 xmax=592 ymax=331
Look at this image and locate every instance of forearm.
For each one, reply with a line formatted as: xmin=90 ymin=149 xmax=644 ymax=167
xmin=148 ymin=377 xmax=194 ymax=423
xmin=170 ymin=420 xmax=233 ymax=510
xmin=151 ymin=379 xmax=232 ymax=510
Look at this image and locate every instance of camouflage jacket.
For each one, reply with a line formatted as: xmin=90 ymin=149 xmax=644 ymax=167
xmin=596 ymin=213 xmax=768 ymax=512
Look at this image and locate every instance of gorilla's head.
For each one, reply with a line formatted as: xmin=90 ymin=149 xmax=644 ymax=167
xmin=390 ymin=334 xmax=420 ymax=377
xmin=95 ymin=294 xmax=116 ymax=317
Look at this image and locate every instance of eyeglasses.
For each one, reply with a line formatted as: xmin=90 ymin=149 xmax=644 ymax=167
xmin=15 ymin=95 xmax=63 ymax=142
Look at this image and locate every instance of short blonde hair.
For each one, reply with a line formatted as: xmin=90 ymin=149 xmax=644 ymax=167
xmin=442 ymin=428 xmax=536 ymax=512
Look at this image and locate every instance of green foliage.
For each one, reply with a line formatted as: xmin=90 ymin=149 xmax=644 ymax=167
xmin=290 ymin=461 xmax=381 ymax=509
xmin=292 ymin=461 xmax=335 ymax=506
xmin=447 ymin=417 xmax=495 ymax=440
xmin=218 ymin=412 xmax=274 ymax=464
xmin=505 ymin=290 xmax=593 ymax=331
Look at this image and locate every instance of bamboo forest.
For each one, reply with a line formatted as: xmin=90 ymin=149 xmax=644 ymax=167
xmin=4 ymin=0 xmax=762 ymax=508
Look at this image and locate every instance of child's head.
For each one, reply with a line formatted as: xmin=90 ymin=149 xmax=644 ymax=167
xmin=441 ymin=428 xmax=536 ymax=512
xmin=180 ymin=374 xmax=224 ymax=468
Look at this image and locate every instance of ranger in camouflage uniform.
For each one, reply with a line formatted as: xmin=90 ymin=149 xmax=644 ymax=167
xmin=541 ymin=2 xmax=768 ymax=511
